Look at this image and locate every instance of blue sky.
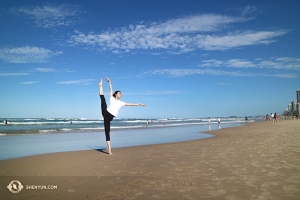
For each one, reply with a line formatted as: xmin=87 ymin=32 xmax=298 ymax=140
xmin=0 ymin=0 xmax=299 ymax=119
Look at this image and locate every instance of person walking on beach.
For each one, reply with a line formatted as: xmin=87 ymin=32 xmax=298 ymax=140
xmin=208 ymin=118 xmax=211 ymax=130
xmin=274 ymin=112 xmax=277 ymax=123
xmin=265 ymin=114 xmax=269 ymax=122
xmin=98 ymin=77 xmax=146 ymax=155
xmin=271 ymin=113 xmax=274 ymax=122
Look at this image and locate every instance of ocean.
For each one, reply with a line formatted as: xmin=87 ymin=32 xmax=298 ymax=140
xmin=0 ymin=117 xmax=255 ymax=160
xmin=0 ymin=117 xmax=251 ymax=135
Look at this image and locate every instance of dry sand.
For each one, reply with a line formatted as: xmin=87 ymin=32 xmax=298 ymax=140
xmin=0 ymin=120 xmax=300 ymax=200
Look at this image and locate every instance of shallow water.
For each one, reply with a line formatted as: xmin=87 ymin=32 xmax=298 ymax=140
xmin=0 ymin=123 xmax=243 ymax=160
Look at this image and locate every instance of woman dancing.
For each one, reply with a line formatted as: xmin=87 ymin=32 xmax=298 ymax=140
xmin=98 ymin=77 xmax=146 ymax=155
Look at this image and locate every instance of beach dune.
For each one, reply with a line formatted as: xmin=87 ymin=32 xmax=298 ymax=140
xmin=0 ymin=120 xmax=300 ymax=199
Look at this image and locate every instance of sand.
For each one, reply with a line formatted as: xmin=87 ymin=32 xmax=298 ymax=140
xmin=0 ymin=120 xmax=300 ymax=200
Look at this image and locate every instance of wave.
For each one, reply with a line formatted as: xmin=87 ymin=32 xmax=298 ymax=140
xmin=0 ymin=117 xmax=255 ymax=135
xmin=39 ymin=129 xmax=57 ymax=133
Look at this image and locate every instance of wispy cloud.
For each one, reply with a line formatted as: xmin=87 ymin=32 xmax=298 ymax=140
xmin=0 ymin=46 xmax=62 ymax=63
xmin=0 ymin=72 xmax=30 ymax=76
xmin=125 ymin=91 xmax=181 ymax=95
xmin=199 ymin=57 xmax=300 ymax=70
xmin=240 ymin=5 xmax=258 ymax=16
xmin=55 ymin=79 xmax=95 ymax=85
xmin=144 ymin=68 xmax=297 ymax=78
xmin=196 ymin=30 xmax=286 ymax=50
xmin=68 ymin=14 xmax=287 ymax=54
xmin=11 ymin=4 xmax=84 ymax=29
xmin=34 ymin=68 xmax=55 ymax=72
xmin=20 ymin=81 xmax=40 ymax=84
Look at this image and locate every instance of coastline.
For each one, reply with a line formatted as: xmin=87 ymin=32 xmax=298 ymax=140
xmin=0 ymin=122 xmax=242 ymax=160
xmin=0 ymin=120 xmax=299 ymax=199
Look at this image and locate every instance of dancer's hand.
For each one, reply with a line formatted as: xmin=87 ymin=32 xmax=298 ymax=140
xmin=106 ymin=77 xmax=111 ymax=83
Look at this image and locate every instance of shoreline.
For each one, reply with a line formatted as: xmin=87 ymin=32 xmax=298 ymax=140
xmin=0 ymin=119 xmax=249 ymax=135
xmin=0 ymin=122 xmax=243 ymax=161
xmin=0 ymin=120 xmax=299 ymax=199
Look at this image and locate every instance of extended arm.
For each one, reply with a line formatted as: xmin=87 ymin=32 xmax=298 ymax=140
xmin=125 ymin=103 xmax=147 ymax=107
xmin=106 ymin=77 xmax=113 ymax=97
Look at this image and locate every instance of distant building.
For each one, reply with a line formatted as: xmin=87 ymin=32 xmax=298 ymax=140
xmin=297 ymin=89 xmax=300 ymax=114
xmin=283 ymin=89 xmax=300 ymax=116
xmin=291 ymin=100 xmax=297 ymax=113
xmin=288 ymin=103 xmax=292 ymax=112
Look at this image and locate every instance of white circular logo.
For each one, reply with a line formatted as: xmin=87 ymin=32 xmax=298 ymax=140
xmin=7 ymin=180 xmax=24 ymax=193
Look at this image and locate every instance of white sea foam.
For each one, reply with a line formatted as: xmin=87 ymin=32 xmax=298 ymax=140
xmin=124 ymin=120 xmax=146 ymax=123
xmin=71 ymin=120 xmax=101 ymax=124
xmin=79 ymin=127 xmax=102 ymax=131
xmin=61 ymin=128 xmax=73 ymax=131
xmin=39 ymin=130 xmax=56 ymax=133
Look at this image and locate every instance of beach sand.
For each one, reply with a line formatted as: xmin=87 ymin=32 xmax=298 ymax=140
xmin=0 ymin=120 xmax=299 ymax=200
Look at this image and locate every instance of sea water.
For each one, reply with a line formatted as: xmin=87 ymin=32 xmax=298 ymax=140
xmin=0 ymin=117 xmax=254 ymax=160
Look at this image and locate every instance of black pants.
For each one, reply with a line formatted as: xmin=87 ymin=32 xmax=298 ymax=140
xmin=100 ymin=95 xmax=115 ymax=141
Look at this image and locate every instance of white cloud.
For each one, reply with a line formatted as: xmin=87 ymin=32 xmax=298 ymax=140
xmin=200 ymin=59 xmax=224 ymax=67
xmin=68 ymin=14 xmax=287 ymax=54
xmin=240 ymin=5 xmax=257 ymax=16
xmin=273 ymin=74 xmax=297 ymax=78
xmin=148 ymin=69 xmax=247 ymax=77
xmin=125 ymin=91 xmax=181 ymax=95
xmin=196 ymin=30 xmax=287 ymax=50
xmin=0 ymin=72 xmax=30 ymax=76
xmin=20 ymin=81 xmax=40 ymax=84
xmin=35 ymin=68 xmax=55 ymax=72
xmin=199 ymin=57 xmax=300 ymax=70
xmin=12 ymin=4 xmax=84 ymax=29
xmin=144 ymin=68 xmax=297 ymax=78
xmin=55 ymin=79 xmax=95 ymax=85
xmin=0 ymin=46 xmax=60 ymax=63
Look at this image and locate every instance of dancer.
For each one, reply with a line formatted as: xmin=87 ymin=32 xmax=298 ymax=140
xmin=98 ymin=77 xmax=146 ymax=155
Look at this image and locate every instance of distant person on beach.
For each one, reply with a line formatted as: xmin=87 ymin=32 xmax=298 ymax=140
xmin=265 ymin=114 xmax=269 ymax=122
xmin=218 ymin=118 xmax=220 ymax=124
xmin=274 ymin=112 xmax=277 ymax=123
xmin=245 ymin=116 xmax=248 ymax=123
xmin=208 ymin=118 xmax=211 ymax=124
xmin=271 ymin=113 xmax=274 ymax=122
xmin=98 ymin=77 xmax=146 ymax=155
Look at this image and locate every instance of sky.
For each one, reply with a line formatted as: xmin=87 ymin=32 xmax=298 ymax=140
xmin=0 ymin=0 xmax=299 ymax=119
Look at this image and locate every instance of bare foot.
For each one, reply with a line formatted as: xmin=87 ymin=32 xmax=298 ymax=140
xmin=98 ymin=79 xmax=102 ymax=86
xmin=106 ymin=77 xmax=111 ymax=83
xmin=108 ymin=149 xmax=112 ymax=155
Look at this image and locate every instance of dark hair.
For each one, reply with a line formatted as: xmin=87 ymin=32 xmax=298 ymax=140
xmin=113 ymin=90 xmax=121 ymax=98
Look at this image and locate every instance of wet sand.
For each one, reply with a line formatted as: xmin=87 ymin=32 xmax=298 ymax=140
xmin=0 ymin=120 xmax=299 ymax=199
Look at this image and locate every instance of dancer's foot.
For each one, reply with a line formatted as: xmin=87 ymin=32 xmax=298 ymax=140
xmin=98 ymin=79 xmax=102 ymax=86
xmin=108 ymin=149 xmax=112 ymax=155
xmin=106 ymin=77 xmax=111 ymax=83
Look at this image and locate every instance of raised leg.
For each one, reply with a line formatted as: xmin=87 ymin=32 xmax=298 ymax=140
xmin=98 ymin=79 xmax=104 ymax=95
